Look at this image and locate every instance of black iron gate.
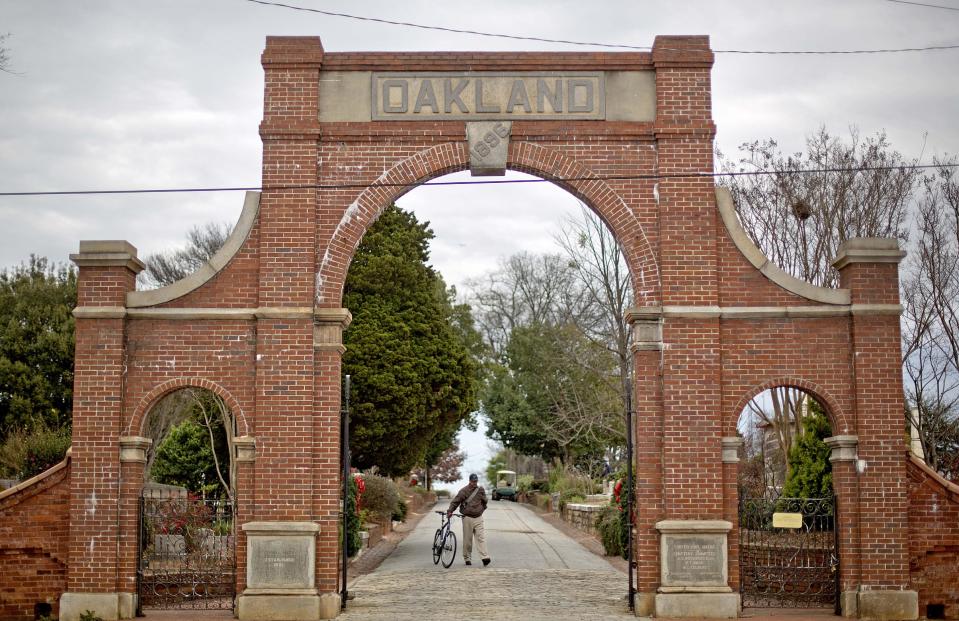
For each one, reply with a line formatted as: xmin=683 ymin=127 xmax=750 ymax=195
xmin=739 ymin=495 xmax=839 ymax=610
xmin=136 ymin=494 xmax=236 ymax=612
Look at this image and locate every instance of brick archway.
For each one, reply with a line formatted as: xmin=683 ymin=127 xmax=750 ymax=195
xmin=317 ymin=141 xmax=659 ymax=307
xmin=731 ymin=376 xmax=850 ymax=436
xmin=47 ymin=34 xmax=921 ymax=621
xmin=126 ymin=376 xmax=250 ymax=438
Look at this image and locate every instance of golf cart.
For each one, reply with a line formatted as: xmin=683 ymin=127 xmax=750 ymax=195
xmin=491 ymin=470 xmax=517 ymax=501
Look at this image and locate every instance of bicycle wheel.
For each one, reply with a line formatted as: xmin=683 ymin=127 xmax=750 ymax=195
xmin=440 ymin=529 xmax=457 ymax=568
xmin=431 ymin=528 xmax=443 ymax=565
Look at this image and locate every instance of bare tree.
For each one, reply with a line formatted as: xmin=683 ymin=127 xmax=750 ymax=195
xmin=140 ymin=222 xmax=231 ymax=288
xmin=719 ymin=127 xmax=917 ymax=287
xmin=554 ymin=203 xmax=633 ymax=411
xmin=902 ymin=159 xmax=959 ymax=478
xmin=1 ymin=34 xmax=16 ymax=75
xmin=466 ymin=252 xmax=589 ymax=355
xmin=739 ymin=388 xmax=808 ymax=486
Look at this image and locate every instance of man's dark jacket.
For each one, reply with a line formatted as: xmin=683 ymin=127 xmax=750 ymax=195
xmin=448 ymin=483 xmax=488 ymax=518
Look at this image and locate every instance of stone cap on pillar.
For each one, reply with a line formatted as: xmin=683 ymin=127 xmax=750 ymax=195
xmin=119 ymin=436 xmax=153 ymax=463
xmin=70 ymin=240 xmax=145 ymax=274
xmin=235 ymin=436 xmax=256 ymax=463
xmin=825 ymin=435 xmax=858 ymax=462
xmin=721 ymin=437 xmax=743 ymax=463
xmin=831 ymin=238 xmax=905 ymax=270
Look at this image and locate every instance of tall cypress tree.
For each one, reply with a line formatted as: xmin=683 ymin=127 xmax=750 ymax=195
xmin=343 ymin=206 xmax=478 ymax=476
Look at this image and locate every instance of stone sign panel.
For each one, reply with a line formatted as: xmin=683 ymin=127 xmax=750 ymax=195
xmin=663 ymin=535 xmax=725 ymax=586
xmin=656 ymin=520 xmax=731 ymax=591
xmin=317 ymin=70 xmax=655 ymax=123
xmin=372 ymin=72 xmax=605 ymax=120
xmin=242 ymin=522 xmax=318 ymax=591
xmin=249 ymin=538 xmax=310 ymax=588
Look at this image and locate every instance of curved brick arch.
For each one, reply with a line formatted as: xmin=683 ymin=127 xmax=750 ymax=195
xmin=731 ymin=376 xmax=850 ymax=436
xmin=126 ymin=377 xmax=249 ymax=438
xmin=315 ymin=141 xmax=660 ymax=307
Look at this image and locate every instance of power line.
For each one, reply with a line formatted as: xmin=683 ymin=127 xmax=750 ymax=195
xmin=3 ymin=163 xmax=956 ymax=198
xmin=885 ymin=0 xmax=959 ymax=11
xmin=245 ymin=0 xmax=959 ymax=55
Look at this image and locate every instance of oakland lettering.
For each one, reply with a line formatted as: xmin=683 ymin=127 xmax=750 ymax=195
xmin=373 ymin=73 xmax=603 ymax=120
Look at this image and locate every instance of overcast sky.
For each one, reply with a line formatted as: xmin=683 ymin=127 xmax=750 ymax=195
xmin=2 ymin=0 xmax=957 ymax=488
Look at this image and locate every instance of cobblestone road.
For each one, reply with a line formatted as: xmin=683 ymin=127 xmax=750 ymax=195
xmin=340 ymin=500 xmax=633 ymax=620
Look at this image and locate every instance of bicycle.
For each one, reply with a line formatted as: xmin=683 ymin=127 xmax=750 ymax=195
xmin=431 ymin=510 xmax=462 ymax=568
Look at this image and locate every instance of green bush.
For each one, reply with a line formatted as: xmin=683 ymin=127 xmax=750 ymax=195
xmin=360 ymin=474 xmax=401 ymax=519
xmin=392 ymin=497 xmax=408 ymax=522
xmin=435 ymin=488 xmax=451 ymax=498
xmin=0 ymin=424 xmax=71 ymax=480
xmin=530 ymin=478 xmax=549 ymax=492
xmin=597 ymin=504 xmax=625 ymax=557
xmin=558 ymin=490 xmax=586 ymax=510
xmin=516 ymin=474 xmax=534 ymax=493
xmin=346 ymin=476 xmax=363 ymax=557
xmin=549 ymin=466 xmax=593 ymax=498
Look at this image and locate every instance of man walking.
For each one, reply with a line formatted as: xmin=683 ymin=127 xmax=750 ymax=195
xmin=447 ymin=473 xmax=491 ymax=566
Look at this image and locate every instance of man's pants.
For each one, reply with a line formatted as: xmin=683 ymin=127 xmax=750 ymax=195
xmin=461 ymin=515 xmax=489 ymax=561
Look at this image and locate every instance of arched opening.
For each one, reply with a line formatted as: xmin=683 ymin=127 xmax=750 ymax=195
xmin=336 ymin=167 xmax=639 ymax=612
xmin=137 ymin=386 xmax=238 ymax=613
xmin=735 ymin=386 xmax=838 ymax=611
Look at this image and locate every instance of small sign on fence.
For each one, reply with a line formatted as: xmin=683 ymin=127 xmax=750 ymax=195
xmin=772 ymin=512 xmax=804 ymax=529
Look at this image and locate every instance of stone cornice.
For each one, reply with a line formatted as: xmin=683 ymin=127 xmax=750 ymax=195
xmin=70 ymin=240 xmax=145 ymax=274
xmin=831 ymin=237 xmax=906 ymax=270
xmin=623 ymin=304 xmax=902 ymax=322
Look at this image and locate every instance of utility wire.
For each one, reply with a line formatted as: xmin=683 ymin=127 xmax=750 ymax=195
xmin=3 ymin=163 xmax=956 ymax=198
xmin=885 ymin=0 xmax=959 ymax=11
xmin=245 ymin=0 xmax=959 ymax=55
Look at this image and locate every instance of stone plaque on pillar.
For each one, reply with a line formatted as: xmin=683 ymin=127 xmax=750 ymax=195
xmin=238 ymin=522 xmax=322 ymax=621
xmin=654 ymin=520 xmax=739 ymax=618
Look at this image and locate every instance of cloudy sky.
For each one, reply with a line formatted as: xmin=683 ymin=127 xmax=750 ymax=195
xmin=2 ymin=0 xmax=957 ymax=487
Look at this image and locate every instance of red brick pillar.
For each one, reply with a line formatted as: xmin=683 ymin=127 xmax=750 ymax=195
xmin=722 ymin=437 xmax=744 ymax=592
xmin=629 ymin=309 xmax=664 ymax=616
xmin=826 ymin=435 xmax=862 ymax=614
xmin=832 ymin=238 xmax=917 ymax=620
xmin=240 ymin=36 xmax=344 ymax=620
xmin=648 ymin=36 xmax=737 ymax=618
xmin=62 ymin=241 xmax=144 ymax=620
xmin=117 ymin=437 xmax=152 ymax=610
xmin=233 ymin=436 xmax=256 ymax=596
xmin=312 ymin=309 xmax=351 ymax=599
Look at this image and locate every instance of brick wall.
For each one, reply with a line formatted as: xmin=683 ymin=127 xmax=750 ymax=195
xmin=907 ymin=455 xmax=959 ymax=619
xmin=0 ymin=458 xmax=71 ymax=620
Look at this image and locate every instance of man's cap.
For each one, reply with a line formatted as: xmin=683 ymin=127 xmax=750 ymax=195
xmin=469 ymin=473 xmax=478 ymax=482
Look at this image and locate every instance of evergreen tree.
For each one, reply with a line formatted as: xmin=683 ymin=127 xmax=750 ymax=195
xmin=0 ymin=256 xmax=76 ymax=439
xmin=781 ymin=400 xmax=833 ymax=498
xmin=343 ymin=206 xmax=478 ymax=476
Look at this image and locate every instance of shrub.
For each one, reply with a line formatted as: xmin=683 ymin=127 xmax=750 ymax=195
xmin=392 ymin=498 xmax=408 ymax=522
xmin=435 ymin=488 xmax=451 ymax=498
xmin=0 ymin=424 xmax=71 ymax=480
xmin=597 ymin=504 xmax=625 ymax=557
xmin=516 ymin=474 xmax=534 ymax=493
xmin=361 ymin=474 xmax=401 ymax=519
xmin=346 ymin=476 xmax=362 ymax=557
xmin=558 ymin=490 xmax=585 ymax=510
xmin=530 ymin=478 xmax=549 ymax=492
xmin=549 ymin=465 xmax=593 ymax=499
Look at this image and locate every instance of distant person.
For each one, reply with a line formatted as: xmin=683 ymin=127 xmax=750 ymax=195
xmin=447 ymin=473 xmax=491 ymax=566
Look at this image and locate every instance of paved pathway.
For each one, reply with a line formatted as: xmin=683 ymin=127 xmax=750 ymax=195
xmin=340 ymin=499 xmax=632 ymax=620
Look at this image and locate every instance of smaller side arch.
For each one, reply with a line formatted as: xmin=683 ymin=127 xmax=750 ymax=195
xmin=731 ymin=376 xmax=850 ymax=436
xmin=126 ymin=377 xmax=249 ymax=437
